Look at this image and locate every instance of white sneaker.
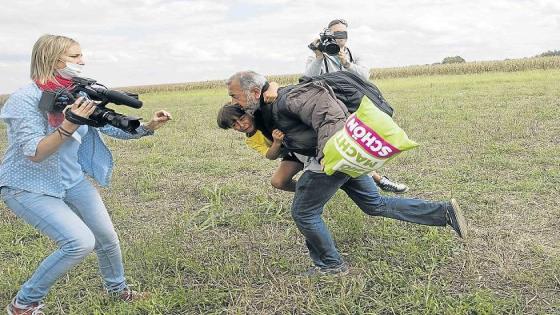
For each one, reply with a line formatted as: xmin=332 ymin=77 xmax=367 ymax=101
xmin=376 ymin=176 xmax=409 ymax=194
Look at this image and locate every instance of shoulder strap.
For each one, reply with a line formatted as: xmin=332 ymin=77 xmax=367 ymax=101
xmin=346 ymin=47 xmax=354 ymax=63
xmin=323 ymin=56 xmax=329 ymax=73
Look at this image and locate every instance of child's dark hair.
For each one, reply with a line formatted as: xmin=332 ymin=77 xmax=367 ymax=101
xmin=217 ymin=103 xmax=245 ymax=129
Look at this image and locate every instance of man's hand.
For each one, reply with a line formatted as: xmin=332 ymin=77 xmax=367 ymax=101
xmin=144 ymin=110 xmax=172 ymax=131
xmin=263 ymin=82 xmax=279 ymax=103
xmin=272 ymin=129 xmax=285 ymax=143
xmin=338 ymin=50 xmax=351 ymax=68
xmin=309 ymin=38 xmax=324 ymax=59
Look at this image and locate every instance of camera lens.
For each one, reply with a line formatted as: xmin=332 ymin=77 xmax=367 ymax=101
xmin=324 ymin=42 xmax=340 ymax=55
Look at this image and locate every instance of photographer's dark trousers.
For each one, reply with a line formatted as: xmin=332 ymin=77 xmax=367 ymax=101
xmin=291 ymin=171 xmax=450 ymax=268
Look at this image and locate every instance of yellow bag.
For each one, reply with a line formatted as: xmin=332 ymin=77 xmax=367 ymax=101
xmin=322 ymin=97 xmax=419 ymax=177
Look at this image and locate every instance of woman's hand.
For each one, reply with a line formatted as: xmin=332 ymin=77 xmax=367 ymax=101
xmin=144 ymin=110 xmax=172 ymax=131
xmin=272 ymin=129 xmax=285 ymax=143
xmin=69 ymin=97 xmax=96 ymax=119
xmin=62 ymin=97 xmax=96 ymax=130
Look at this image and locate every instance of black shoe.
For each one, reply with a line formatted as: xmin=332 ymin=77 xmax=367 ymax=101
xmin=447 ymin=199 xmax=467 ymax=239
xmin=300 ymin=263 xmax=349 ymax=277
xmin=376 ymin=176 xmax=409 ymax=194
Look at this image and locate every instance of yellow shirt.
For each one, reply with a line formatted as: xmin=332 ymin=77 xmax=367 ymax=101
xmin=245 ymin=130 xmax=272 ymax=157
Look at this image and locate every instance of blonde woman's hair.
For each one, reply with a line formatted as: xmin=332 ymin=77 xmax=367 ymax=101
xmin=30 ymin=34 xmax=79 ymax=84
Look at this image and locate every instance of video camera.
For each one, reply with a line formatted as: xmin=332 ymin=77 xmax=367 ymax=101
xmin=38 ymin=77 xmax=143 ymax=133
xmin=308 ymin=29 xmax=344 ymax=55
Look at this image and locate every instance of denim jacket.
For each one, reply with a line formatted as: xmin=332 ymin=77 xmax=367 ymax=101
xmin=0 ymin=83 xmax=153 ymax=198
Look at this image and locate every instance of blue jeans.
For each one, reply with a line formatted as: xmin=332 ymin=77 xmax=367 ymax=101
xmin=1 ymin=179 xmax=127 ymax=305
xmin=291 ymin=171 xmax=449 ymax=269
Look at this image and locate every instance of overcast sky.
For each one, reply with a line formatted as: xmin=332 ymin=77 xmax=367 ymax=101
xmin=0 ymin=0 xmax=558 ymax=94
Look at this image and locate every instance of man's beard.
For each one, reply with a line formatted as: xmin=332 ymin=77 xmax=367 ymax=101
xmin=243 ymin=92 xmax=260 ymax=116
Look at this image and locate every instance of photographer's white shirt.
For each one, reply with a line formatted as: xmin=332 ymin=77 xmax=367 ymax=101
xmin=304 ymin=47 xmax=370 ymax=81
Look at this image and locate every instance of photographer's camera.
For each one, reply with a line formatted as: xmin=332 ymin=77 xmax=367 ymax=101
xmin=39 ymin=77 xmax=143 ymax=133
xmin=308 ymin=29 xmax=343 ymax=55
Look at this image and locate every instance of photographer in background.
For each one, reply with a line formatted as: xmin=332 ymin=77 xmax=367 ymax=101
xmin=0 ymin=34 xmax=171 ymax=315
xmin=304 ymin=19 xmax=370 ymax=81
xmin=304 ymin=19 xmax=408 ymax=194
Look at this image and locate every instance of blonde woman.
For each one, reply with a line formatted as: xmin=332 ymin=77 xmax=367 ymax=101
xmin=0 ymin=34 xmax=171 ymax=314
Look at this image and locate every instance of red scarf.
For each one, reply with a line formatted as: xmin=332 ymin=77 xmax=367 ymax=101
xmin=35 ymin=76 xmax=74 ymax=127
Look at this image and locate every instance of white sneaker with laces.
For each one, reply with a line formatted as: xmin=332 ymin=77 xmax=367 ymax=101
xmin=376 ymin=176 xmax=409 ymax=194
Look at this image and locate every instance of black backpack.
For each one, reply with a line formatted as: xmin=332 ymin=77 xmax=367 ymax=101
xmin=298 ymin=71 xmax=394 ymax=117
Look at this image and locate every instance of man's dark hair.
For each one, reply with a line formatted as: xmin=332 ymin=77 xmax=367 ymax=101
xmin=328 ymin=19 xmax=348 ymax=28
xmin=217 ymin=103 xmax=245 ymax=129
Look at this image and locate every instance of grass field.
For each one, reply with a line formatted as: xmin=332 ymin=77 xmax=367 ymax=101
xmin=0 ymin=69 xmax=559 ymax=314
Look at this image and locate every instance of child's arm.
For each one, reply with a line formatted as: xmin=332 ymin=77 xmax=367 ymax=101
xmin=265 ymin=129 xmax=285 ymax=160
xmin=263 ymin=81 xmax=280 ymax=103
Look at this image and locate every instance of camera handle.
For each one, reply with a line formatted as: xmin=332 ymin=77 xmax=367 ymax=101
xmin=64 ymin=110 xmax=104 ymax=127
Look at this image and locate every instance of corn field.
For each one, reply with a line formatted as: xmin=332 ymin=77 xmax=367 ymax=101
xmin=372 ymin=56 xmax=560 ymax=79
xmin=1 ymin=56 xmax=559 ymax=104
xmin=106 ymin=56 xmax=560 ymax=93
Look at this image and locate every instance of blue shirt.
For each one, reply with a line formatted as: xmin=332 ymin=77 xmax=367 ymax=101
xmin=0 ymin=83 xmax=154 ymax=198
xmin=60 ymin=125 xmax=88 ymax=189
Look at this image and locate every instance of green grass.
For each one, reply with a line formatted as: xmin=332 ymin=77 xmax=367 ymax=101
xmin=1 ymin=70 xmax=559 ymax=314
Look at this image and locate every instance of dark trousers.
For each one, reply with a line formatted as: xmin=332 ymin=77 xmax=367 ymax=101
xmin=291 ymin=171 xmax=449 ymax=268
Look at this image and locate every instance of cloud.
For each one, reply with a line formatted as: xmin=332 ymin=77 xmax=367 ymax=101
xmin=0 ymin=0 xmax=559 ymax=93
